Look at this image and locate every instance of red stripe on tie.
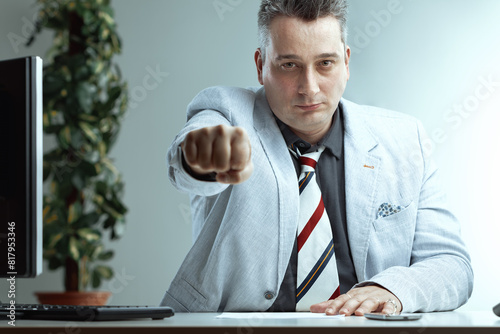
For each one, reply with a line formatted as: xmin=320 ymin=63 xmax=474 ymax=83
xmin=328 ymin=286 xmax=341 ymax=300
xmin=297 ymin=197 xmax=325 ymax=252
xmin=299 ymin=156 xmax=317 ymax=169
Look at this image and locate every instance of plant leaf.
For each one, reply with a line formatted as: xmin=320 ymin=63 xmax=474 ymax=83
xmin=76 ymin=82 xmax=96 ymax=113
xmin=111 ymin=217 xmax=126 ymax=239
xmin=95 ymin=265 xmax=113 ymax=279
xmin=77 ymin=228 xmax=101 ymax=242
xmin=98 ymin=250 xmax=114 ymax=261
xmin=58 ymin=126 xmax=71 ymax=149
xmin=79 ymin=121 xmax=99 ymax=143
xmin=91 ymin=269 xmax=102 ymax=288
xmin=48 ymin=232 xmax=63 ymax=249
xmin=67 ymin=201 xmax=82 ymax=224
xmin=69 ymin=237 xmax=80 ymax=260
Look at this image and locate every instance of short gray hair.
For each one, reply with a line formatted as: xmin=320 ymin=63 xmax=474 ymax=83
xmin=258 ymin=0 xmax=349 ymax=60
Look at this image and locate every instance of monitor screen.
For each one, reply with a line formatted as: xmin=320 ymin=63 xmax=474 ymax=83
xmin=0 ymin=56 xmax=43 ymax=278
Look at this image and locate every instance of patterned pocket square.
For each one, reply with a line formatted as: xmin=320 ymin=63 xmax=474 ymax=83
xmin=377 ymin=202 xmax=403 ymax=218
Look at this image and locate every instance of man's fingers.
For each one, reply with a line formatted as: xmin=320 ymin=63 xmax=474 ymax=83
xmin=197 ymin=135 xmax=215 ymax=170
xmin=183 ymin=127 xmax=214 ymax=173
xmin=311 ymin=287 xmax=402 ymax=317
xmin=310 ymin=293 xmax=351 ymax=314
xmin=182 ymin=132 xmax=198 ymax=166
xmin=212 ymin=133 xmax=231 ymax=172
xmin=381 ymin=299 xmax=399 ymax=315
xmin=353 ymin=297 xmax=382 ymax=316
xmin=229 ymin=127 xmax=251 ymax=171
xmin=338 ymin=294 xmax=366 ymax=316
xmin=309 ymin=300 xmax=331 ymax=313
xmin=338 ymin=294 xmax=382 ymax=316
xmin=182 ymin=125 xmax=252 ymax=183
xmin=216 ymin=160 xmax=253 ymax=184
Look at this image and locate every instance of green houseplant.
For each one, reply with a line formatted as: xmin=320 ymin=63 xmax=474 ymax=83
xmin=28 ymin=0 xmax=128 ymax=304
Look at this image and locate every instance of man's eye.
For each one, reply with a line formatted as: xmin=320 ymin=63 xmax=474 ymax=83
xmin=320 ymin=60 xmax=333 ymax=66
xmin=282 ymin=62 xmax=296 ymax=69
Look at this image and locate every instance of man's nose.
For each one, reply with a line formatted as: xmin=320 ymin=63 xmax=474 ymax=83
xmin=298 ymin=68 xmax=320 ymax=97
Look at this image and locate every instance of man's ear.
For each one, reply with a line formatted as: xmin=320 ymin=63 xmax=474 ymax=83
xmin=345 ymin=45 xmax=351 ymax=80
xmin=254 ymin=48 xmax=264 ymax=85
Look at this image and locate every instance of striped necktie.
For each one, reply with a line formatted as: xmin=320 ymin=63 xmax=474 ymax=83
xmin=290 ymin=145 xmax=340 ymax=311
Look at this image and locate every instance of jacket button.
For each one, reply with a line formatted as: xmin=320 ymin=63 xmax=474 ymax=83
xmin=264 ymin=291 xmax=274 ymax=300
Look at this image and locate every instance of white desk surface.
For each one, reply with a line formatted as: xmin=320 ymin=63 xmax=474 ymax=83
xmin=3 ymin=311 xmax=500 ymax=334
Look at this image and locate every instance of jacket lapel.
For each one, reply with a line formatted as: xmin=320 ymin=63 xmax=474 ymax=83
xmin=341 ymin=98 xmax=381 ymax=282
xmin=253 ymin=88 xmax=299 ymax=281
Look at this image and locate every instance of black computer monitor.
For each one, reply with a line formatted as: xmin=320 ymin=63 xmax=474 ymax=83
xmin=0 ymin=56 xmax=43 ymax=278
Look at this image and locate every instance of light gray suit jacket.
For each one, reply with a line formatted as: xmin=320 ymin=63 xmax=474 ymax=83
xmin=161 ymin=86 xmax=473 ymax=313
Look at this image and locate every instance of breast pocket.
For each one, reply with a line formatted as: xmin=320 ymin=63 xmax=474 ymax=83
xmin=365 ymin=201 xmax=417 ymax=276
xmin=373 ymin=201 xmax=415 ymax=233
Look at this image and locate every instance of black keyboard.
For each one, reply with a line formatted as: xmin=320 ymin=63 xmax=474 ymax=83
xmin=0 ymin=303 xmax=174 ymax=321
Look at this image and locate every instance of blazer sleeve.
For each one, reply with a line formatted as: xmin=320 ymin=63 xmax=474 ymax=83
xmin=355 ymin=120 xmax=474 ymax=313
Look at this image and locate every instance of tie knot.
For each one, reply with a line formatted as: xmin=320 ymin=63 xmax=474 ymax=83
xmin=290 ymin=145 xmax=325 ymax=172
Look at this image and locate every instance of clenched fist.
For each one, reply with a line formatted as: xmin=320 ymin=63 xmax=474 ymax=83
xmin=181 ymin=125 xmax=253 ymax=184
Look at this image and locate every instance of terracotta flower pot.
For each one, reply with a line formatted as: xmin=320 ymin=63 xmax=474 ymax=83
xmin=35 ymin=291 xmax=111 ymax=306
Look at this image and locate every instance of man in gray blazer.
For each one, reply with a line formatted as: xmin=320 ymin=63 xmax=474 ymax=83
xmin=161 ymin=0 xmax=473 ymax=315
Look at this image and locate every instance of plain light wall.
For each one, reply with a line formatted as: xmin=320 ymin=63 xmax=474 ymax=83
xmin=0 ymin=0 xmax=499 ymax=312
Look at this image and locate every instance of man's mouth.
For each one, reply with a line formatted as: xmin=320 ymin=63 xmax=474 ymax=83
xmin=296 ymin=103 xmax=322 ymax=111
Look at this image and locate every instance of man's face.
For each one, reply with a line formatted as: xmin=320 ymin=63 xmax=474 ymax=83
xmin=255 ymin=15 xmax=350 ymax=142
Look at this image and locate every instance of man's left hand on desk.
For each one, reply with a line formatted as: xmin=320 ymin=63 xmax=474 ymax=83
xmin=310 ymin=285 xmax=402 ymax=316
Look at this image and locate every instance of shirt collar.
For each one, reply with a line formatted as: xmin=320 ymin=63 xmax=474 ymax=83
xmin=276 ymin=105 xmax=344 ymax=159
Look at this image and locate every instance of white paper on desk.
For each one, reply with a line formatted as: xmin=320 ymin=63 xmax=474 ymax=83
xmin=216 ymin=312 xmax=344 ymax=319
